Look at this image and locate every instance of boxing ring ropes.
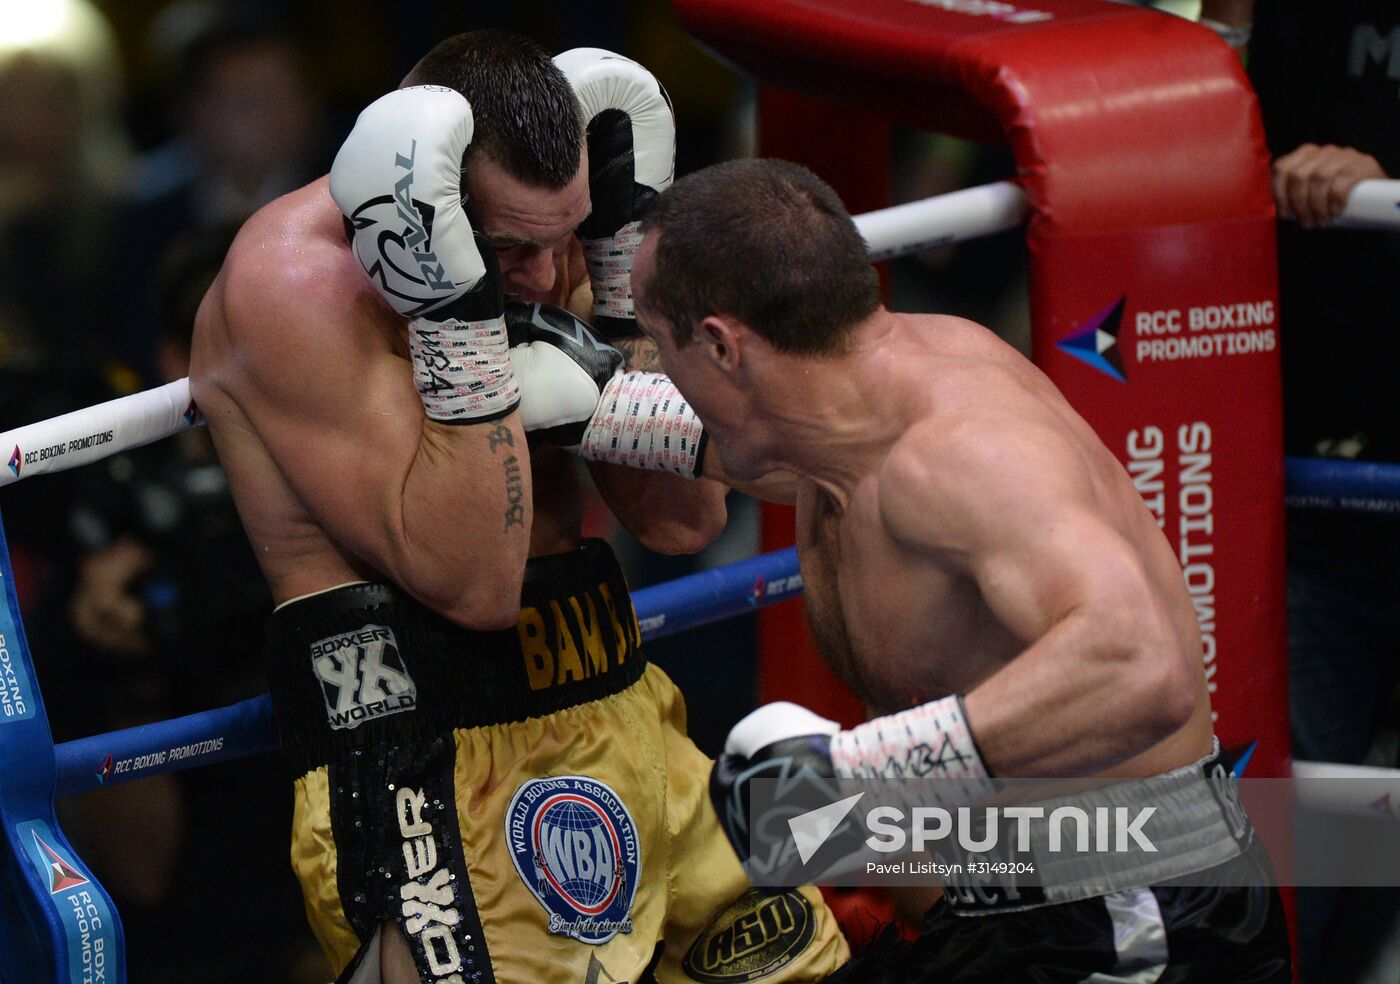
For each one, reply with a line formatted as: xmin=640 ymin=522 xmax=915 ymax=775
xmin=0 ymin=178 xmax=1398 ymax=979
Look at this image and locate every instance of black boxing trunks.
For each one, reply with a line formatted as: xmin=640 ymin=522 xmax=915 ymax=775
xmin=830 ymin=742 xmax=1292 ymax=983
xmin=264 ymin=540 xmax=848 ymax=983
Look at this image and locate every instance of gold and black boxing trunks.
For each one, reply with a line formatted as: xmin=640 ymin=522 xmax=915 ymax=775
xmin=264 ymin=540 xmax=848 ymax=984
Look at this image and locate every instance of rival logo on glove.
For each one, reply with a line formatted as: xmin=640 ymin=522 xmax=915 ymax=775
xmin=514 ymin=303 xmax=623 ymax=359
xmin=344 ymin=139 xmax=457 ymax=316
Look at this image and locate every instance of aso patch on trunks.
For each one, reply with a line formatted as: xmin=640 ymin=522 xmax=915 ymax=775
xmin=310 ymin=623 xmax=417 ymax=730
xmin=506 ymin=775 xmax=641 ymax=944
xmin=681 ymin=889 xmax=817 ymax=983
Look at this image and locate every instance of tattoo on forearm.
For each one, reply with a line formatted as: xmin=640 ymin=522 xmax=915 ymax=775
xmin=502 ymin=454 xmax=525 ymax=530
xmin=615 ymin=337 xmax=662 ymax=372
xmin=488 ymin=423 xmax=514 ymax=453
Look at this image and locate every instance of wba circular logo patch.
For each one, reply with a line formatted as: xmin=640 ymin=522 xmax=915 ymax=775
xmin=506 ymin=775 xmax=641 ymax=944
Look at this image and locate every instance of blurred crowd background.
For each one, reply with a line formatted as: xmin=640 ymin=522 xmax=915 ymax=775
xmin=2 ymin=0 xmax=1397 ymax=981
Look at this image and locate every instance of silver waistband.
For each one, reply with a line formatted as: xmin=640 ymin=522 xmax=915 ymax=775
xmin=939 ymin=739 xmax=1254 ymax=913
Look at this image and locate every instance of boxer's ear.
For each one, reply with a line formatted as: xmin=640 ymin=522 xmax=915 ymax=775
xmin=697 ymin=315 xmax=743 ymax=374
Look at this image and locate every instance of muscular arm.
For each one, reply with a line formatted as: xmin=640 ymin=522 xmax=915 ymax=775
xmin=586 ymin=335 xmax=727 ymax=554
xmin=879 ymin=419 xmax=1198 ymax=777
xmin=214 ymin=244 xmax=531 ymax=628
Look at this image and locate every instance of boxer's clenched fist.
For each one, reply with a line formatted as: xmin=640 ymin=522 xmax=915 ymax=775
xmin=507 ymin=302 xmax=707 ymax=477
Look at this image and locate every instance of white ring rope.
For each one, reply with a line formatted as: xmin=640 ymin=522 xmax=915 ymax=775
xmin=0 ymin=171 xmax=1389 ymax=493
xmin=4 ymin=175 xmax=1391 ymax=491
xmin=0 ymin=379 xmax=200 ymax=488
xmin=1335 ymin=178 xmax=1400 ymax=231
xmin=0 ymin=184 xmax=1034 ymax=489
xmin=1293 ymin=759 xmax=1400 ymax=820
xmin=855 ymin=181 xmax=1030 ymax=261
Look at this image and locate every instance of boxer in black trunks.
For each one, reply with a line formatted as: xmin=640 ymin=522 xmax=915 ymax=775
xmin=632 ymin=158 xmax=1293 ymax=982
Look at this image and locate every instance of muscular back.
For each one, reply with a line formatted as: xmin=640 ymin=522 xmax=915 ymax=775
xmin=797 ymin=313 xmax=1211 ymax=777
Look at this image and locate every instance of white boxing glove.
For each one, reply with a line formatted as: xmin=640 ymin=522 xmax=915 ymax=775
xmin=711 ymin=698 xmax=997 ymax=867
xmin=711 ymin=703 xmax=842 ymax=864
xmin=554 ymin=48 xmax=675 ymax=339
xmin=506 ymin=302 xmax=623 ymax=443
xmin=725 ymin=702 xmax=842 ymax=757
xmin=330 ymin=85 xmax=517 ymax=423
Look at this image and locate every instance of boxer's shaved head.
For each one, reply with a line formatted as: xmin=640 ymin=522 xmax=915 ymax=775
xmin=403 ymin=31 xmax=582 ymax=188
xmin=640 ymin=159 xmax=880 ymax=354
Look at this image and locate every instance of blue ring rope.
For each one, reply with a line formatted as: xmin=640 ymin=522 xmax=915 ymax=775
xmin=47 ymin=458 xmax=1400 ymax=797
xmin=52 ymin=547 xmax=806 ymax=797
xmin=1284 ymin=456 xmax=1400 ymax=515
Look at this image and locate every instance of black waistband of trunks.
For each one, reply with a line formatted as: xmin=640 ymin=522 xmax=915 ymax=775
xmin=264 ymin=539 xmax=646 ymax=774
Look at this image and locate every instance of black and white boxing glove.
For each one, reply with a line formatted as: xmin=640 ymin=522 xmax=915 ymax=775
xmin=710 ymin=703 xmax=844 ymax=865
xmin=554 ymin=48 xmax=674 ymax=340
xmin=330 ymin=85 xmax=516 ymax=423
xmin=506 ymin=301 xmax=623 ymax=447
xmin=507 ymin=302 xmax=707 ymax=478
xmin=710 ymin=697 xmax=998 ymax=865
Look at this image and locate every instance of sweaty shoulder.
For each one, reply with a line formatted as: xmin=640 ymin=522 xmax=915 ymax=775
xmin=901 ymin=311 xmax=1028 ymax=365
xmin=217 ymin=179 xmax=382 ymax=361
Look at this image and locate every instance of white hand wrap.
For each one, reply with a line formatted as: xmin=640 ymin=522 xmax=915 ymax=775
xmin=330 ymin=86 xmax=516 ymax=422
xmin=579 ymin=371 xmax=706 ymax=478
xmin=832 ymin=695 xmax=995 ymax=788
xmin=554 ymin=48 xmax=674 ymax=335
xmin=582 ymin=220 xmax=645 ymax=321
xmin=405 ymin=316 xmax=514 ymax=422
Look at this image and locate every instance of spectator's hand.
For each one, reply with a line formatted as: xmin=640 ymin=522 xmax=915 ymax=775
xmin=69 ymin=537 xmax=154 ymax=656
xmin=1272 ymin=144 xmax=1388 ymax=229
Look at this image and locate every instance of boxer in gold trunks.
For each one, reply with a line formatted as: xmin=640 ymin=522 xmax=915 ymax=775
xmin=190 ymin=33 xmax=846 ymax=984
